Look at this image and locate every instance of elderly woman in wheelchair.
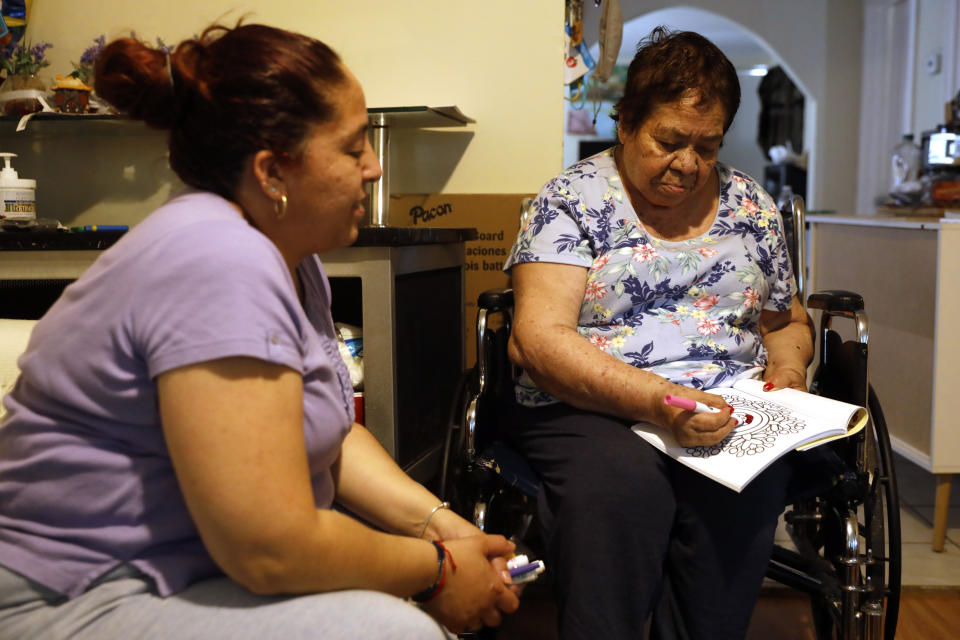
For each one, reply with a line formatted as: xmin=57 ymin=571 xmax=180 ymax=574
xmin=499 ymin=27 xmax=815 ymax=640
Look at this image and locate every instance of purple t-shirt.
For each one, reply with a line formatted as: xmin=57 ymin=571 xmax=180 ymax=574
xmin=0 ymin=191 xmax=355 ymax=599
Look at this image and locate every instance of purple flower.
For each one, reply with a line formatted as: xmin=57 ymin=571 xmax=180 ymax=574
xmin=1 ymin=39 xmax=53 ymax=76
xmin=79 ymin=35 xmax=106 ymax=67
xmin=29 ymin=42 xmax=52 ymax=62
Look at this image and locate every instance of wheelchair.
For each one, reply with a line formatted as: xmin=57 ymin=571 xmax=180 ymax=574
xmin=440 ymin=196 xmax=902 ymax=640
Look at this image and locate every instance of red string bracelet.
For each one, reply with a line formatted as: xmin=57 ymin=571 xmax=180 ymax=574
xmin=434 ymin=540 xmax=456 ymax=571
xmin=412 ymin=541 xmax=448 ymax=603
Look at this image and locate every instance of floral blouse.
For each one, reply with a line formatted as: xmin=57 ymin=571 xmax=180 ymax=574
xmin=504 ymin=149 xmax=796 ymax=407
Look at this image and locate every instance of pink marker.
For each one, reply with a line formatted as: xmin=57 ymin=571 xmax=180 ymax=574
xmin=663 ymin=394 xmax=722 ymax=414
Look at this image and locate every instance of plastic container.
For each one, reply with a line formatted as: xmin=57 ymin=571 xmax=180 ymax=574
xmin=891 ymin=134 xmax=921 ymax=191
xmin=0 ymin=152 xmax=36 ymax=221
xmin=334 ymin=322 xmax=364 ymax=390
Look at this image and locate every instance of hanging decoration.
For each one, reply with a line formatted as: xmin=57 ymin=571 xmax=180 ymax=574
xmin=0 ymin=0 xmax=28 ymax=49
xmin=564 ymin=0 xmax=595 ymax=103
xmin=593 ymin=0 xmax=622 ymax=84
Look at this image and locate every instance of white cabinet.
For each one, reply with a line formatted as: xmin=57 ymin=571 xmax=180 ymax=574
xmin=808 ymin=215 xmax=960 ymax=550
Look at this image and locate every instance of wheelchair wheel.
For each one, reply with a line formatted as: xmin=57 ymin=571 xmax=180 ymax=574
xmin=867 ymin=385 xmax=901 ymax=640
xmin=440 ymin=367 xmax=480 ymax=516
xmin=440 ymin=366 xmax=530 ymax=532
xmin=807 ymin=385 xmax=900 ymax=640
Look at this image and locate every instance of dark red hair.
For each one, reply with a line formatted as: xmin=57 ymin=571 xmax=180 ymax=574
xmin=613 ymin=27 xmax=740 ymax=134
xmin=95 ymin=24 xmax=347 ymax=199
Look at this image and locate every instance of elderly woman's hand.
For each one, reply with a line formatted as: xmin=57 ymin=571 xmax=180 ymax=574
xmin=659 ymin=388 xmax=737 ymax=448
xmin=761 ymin=365 xmax=808 ymax=392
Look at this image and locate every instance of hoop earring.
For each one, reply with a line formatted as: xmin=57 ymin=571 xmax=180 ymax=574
xmin=275 ymin=193 xmax=288 ymax=219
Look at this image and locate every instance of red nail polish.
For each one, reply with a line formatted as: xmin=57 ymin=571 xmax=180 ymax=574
xmin=763 ymin=382 xmax=774 ymax=391
xmin=727 ymin=406 xmax=735 ymax=414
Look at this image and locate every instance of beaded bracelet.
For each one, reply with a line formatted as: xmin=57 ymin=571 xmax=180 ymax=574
xmin=411 ymin=540 xmax=456 ymax=603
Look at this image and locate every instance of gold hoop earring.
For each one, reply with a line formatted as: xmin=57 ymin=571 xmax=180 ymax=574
xmin=275 ymin=193 xmax=288 ymax=219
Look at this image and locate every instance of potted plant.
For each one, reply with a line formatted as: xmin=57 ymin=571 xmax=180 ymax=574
xmin=0 ymin=39 xmax=52 ymax=116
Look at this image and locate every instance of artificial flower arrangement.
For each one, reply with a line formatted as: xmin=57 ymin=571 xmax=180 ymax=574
xmin=0 ymin=38 xmax=52 ymax=78
xmin=0 ymin=38 xmax=52 ymax=115
xmin=70 ymin=34 xmax=104 ymax=86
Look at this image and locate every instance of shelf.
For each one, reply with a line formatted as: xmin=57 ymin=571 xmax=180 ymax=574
xmin=1 ymin=106 xmax=474 ymax=134
xmin=366 ymin=105 xmax=475 ymax=128
xmin=0 ymin=112 xmax=120 ymax=123
xmin=0 ymin=112 xmax=152 ymax=137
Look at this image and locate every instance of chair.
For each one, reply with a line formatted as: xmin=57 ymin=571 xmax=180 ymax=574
xmin=440 ymin=196 xmax=902 ymax=640
xmin=0 ymin=319 xmax=37 ymax=422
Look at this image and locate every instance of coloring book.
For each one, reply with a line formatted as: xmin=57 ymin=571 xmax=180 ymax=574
xmin=633 ymin=379 xmax=868 ymax=492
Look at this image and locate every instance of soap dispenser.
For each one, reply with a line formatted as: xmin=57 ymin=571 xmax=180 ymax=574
xmin=0 ymin=152 xmax=36 ymax=221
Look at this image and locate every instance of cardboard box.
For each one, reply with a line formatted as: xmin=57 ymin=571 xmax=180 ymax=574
xmin=389 ymin=193 xmax=533 ymax=366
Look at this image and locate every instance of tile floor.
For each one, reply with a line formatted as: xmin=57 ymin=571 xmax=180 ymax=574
xmin=771 ymin=452 xmax=960 ymax=588
xmin=883 ymin=453 xmax=960 ymax=587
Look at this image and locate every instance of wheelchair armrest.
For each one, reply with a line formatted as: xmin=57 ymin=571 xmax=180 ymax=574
xmin=806 ymin=290 xmax=864 ymax=314
xmin=477 ymin=288 xmax=514 ymax=312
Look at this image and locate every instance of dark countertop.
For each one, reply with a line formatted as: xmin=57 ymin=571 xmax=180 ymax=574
xmin=0 ymin=229 xmax=126 ymax=250
xmin=0 ymin=226 xmax=477 ymax=250
xmin=354 ymin=226 xmax=477 ymax=246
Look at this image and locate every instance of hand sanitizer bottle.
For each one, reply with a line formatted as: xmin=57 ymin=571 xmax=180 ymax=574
xmin=0 ymin=152 xmax=36 ymax=221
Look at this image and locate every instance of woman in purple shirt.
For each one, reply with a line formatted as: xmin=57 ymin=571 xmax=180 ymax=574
xmin=0 ymin=24 xmax=517 ymax=639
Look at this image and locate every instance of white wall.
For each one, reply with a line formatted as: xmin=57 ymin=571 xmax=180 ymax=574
xmin=914 ymin=0 xmax=954 ymax=138
xmin=17 ymin=1 xmax=563 ymax=226
xmin=856 ymin=0 xmax=959 ymax=213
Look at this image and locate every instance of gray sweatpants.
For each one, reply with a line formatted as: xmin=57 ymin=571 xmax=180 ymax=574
xmin=0 ymin=564 xmax=454 ymax=639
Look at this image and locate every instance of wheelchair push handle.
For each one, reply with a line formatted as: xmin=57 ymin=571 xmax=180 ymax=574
xmin=477 ymin=288 xmax=514 ymax=311
xmin=807 ymin=290 xmax=864 ymax=314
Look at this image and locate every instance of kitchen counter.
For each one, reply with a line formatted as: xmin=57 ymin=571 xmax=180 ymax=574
xmin=806 ymin=213 xmax=952 ymax=229
xmin=0 ymin=226 xmax=477 ymax=251
xmin=0 ymin=225 xmax=475 ymax=486
xmin=354 ymin=226 xmax=477 ymax=246
xmin=0 ymin=229 xmax=126 ymax=251
xmin=807 ymin=215 xmax=960 ymax=551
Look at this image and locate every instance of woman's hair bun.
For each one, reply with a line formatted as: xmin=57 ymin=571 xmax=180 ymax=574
xmin=94 ymin=38 xmax=178 ymax=129
xmin=92 ymin=24 xmax=346 ymax=199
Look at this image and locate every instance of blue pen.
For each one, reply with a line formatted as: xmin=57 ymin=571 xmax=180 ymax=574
xmin=70 ymin=225 xmax=129 ymax=232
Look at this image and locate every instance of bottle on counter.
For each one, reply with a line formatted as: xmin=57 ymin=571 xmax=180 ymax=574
xmin=0 ymin=152 xmax=36 ymax=222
